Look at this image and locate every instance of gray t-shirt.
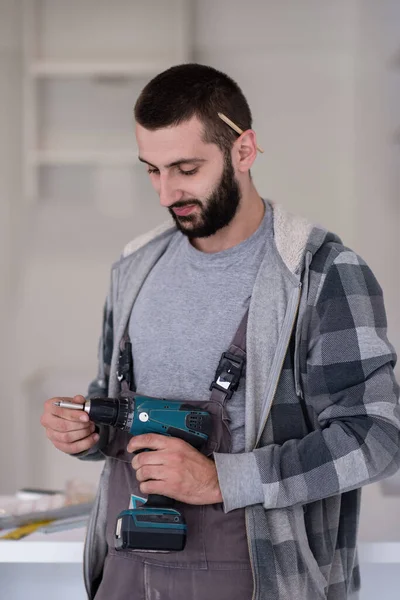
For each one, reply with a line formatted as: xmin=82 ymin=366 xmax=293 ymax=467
xmin=129 ymin=202 xmax=272 ymax=453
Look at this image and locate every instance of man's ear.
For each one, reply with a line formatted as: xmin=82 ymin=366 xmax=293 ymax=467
xmin=232 ymin=130 xmax=258 ymax=174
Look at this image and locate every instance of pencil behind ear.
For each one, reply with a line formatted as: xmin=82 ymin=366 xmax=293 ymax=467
xmin=218 ymin=112 xmax=264 ymax=153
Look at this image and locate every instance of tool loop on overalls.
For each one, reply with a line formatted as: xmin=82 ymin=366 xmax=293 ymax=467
xmin=117 ymin=340 xmax=133 ymax=389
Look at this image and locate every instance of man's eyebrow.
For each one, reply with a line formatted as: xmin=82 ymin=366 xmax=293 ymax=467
xmin=138 ymin=157 xmax=206 ymax=169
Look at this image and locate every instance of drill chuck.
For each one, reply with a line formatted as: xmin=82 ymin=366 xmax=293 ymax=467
xmin=85 ymin=397 xmax=134 ymax=431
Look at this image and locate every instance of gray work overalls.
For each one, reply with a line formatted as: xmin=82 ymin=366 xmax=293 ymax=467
xmin=94 ymin=312 xmax=254 ymax=600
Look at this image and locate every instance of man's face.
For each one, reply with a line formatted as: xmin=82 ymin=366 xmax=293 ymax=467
xmin=136 ymin=117 xmax=241 ymax=238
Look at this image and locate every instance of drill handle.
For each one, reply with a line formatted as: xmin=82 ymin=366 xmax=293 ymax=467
xmin=134 ymin=450 xmax=174 ymax=508
xmin=146 ymin=494 xmax=174 ymax=508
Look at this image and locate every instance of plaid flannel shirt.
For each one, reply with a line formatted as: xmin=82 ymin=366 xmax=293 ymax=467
xmin=242 ymin=238 xmax=400 ymax=600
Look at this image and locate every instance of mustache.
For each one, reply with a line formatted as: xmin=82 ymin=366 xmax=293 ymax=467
xmin=169 ymin=200 xmax=202 ymax=210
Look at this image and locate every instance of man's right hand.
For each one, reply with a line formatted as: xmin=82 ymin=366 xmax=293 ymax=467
xmin=41 ymin=395 xmax=100 ymax=455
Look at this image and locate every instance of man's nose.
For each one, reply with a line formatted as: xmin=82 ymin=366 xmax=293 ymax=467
xmin=158 ymin=174 xmax=183 ymax=207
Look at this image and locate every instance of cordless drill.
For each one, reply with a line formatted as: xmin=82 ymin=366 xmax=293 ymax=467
xmin=54 ymin=394 xmax=212 ymax=552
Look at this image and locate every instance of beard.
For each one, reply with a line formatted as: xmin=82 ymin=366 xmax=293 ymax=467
xmin=168 ymin=155 xmax=241 ymax=239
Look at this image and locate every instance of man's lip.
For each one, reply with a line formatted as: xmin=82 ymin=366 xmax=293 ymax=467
xmin=171 ymin=204 xmax=197 ymax=216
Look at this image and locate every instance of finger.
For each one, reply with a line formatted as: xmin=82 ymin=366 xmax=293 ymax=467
xmin=46 ymin=425 xmax=96 ymax=445
xmin=135 ymin=465 xmax=165 ymax=483
xmin=41 ymin=413 xmax=94 ymax=433
xmin=53 ymin=432 xmax=100 ymax=455
xmin=45 ymin=396 xmax=88 ymax=423
xmin=41 ymin=412 xmax=93 ymax=431
xmin=139 ymin=480 xmax=171 ymax=496
xmin=70 ymin=395 xmax=90 ymax=422
xmin=131 ymin=451 xmax=166 ymax=470
xmin=127 ymin=434 xmax=174 ymax=454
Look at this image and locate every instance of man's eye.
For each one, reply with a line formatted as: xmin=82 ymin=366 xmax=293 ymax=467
xmin=147 ymin=168 xmax=159 ymax=175
xmin=179 ymin=168 xmax=198 ymax=176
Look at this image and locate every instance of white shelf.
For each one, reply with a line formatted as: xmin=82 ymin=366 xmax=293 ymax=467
xmin=30 ymin=60 xmax=175 ymax=78
xmin=22 ymin=0 xmax=192 ymax=204
xmin=31 ymin=150 xmax=140 ymax=166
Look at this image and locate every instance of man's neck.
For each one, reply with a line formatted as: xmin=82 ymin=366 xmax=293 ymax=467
xmin=191 ymin=186 xmax=265 ymax=254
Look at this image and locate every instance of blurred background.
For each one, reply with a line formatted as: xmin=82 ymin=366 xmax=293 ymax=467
xmin=0 ymin=0 xmax=399 ymax=564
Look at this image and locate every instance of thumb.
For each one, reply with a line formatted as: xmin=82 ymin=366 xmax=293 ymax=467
xmin=71 ymin=394 xmax=86 ymax=404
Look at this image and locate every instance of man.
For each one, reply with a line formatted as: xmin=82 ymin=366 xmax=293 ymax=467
xmin=41 ymin=64 xmax=400 ymax=600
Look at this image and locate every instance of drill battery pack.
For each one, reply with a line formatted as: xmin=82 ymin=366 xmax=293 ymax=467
xmin=115 ymin=507 xmax=187 ymax=552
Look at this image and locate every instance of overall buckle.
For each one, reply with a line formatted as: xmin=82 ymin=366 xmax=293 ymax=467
xmin=210 ymin=352 xmax=245 ymax=399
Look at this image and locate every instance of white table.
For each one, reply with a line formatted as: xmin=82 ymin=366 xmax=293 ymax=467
xmin=0 ymin=528 xmax=399 ymax=600
xmin=0 ymin=527 xmax=87 ymax=600
xmin=358 ymin=544 xmax=400 ymax=600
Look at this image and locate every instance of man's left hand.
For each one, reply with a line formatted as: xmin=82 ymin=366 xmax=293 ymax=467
xmin=127 ymin=434 xmax=223 ymax=505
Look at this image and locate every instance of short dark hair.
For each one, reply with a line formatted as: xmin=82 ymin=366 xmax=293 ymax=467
xmin=134 ymin=63 xmax=252 ymax=154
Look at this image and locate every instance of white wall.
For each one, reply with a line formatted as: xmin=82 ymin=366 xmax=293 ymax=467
xmin=0 ymin=0 xmax=23 ymax=493
xmin=194 ymin=0 xmax=359 ymax=244
xmin=353 ymin=0 xmax=400 ymax=362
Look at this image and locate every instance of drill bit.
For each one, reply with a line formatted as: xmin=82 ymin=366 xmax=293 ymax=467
xmin=53 ymin=400 xmax=86 ymax=411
